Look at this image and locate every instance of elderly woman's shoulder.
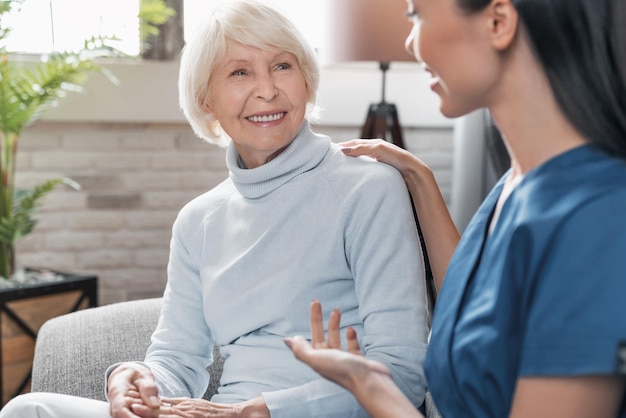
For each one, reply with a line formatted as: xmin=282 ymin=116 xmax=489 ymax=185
xmin=175 ymin=178 xmax=233 ymax=218
xmin=320 ymin=142 xmax=407 ymax=196
xmin=327 ymin=141 xmax=404 ymax=177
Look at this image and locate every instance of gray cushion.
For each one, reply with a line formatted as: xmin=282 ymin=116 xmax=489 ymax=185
xmin=425 ymin=391 xmax=443 ymax=418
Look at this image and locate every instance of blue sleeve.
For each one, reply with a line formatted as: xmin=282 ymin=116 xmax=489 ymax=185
xmin=520 ymin=191 xmax=626 ymax=377
xmin=143 ymin=215 xmax=215 ymax=398
xmin=263 ymin=164 xmax=429 ymax=418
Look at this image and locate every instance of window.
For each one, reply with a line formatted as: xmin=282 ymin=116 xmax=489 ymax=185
xmin=4 ymin=0 xmax=140 ymax=55
xmin=4 ymin=0 xmax=323 ymax=56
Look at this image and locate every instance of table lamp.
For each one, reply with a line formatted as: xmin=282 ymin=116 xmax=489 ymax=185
xmin=323 ymin=0 xmax=414 ymax=148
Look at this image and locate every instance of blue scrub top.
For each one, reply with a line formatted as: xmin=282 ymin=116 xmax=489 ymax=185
xmin=425 ymin=145 xmax=626 ymax=417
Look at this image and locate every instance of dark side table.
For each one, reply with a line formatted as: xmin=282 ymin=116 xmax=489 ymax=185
xmin=0 ymin=271 xmax=98 ymax=407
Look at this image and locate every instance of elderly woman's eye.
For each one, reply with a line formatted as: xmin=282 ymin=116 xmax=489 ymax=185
xmin=276 ymin=63 xmax=291 ymax=70
xmin=231 ymin=69 xmax=247 ymax=76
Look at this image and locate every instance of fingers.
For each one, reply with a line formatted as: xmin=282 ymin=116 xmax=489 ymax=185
xmin=108 ymin=363 xmax=160 ymax=418
xmin=308 ymin=300 xmax=359 ymax=351
xmin=135 ymin=376 xmax=160 ymax=408
xmin=309 ymin=299 xmax=326 ymax=347
xmin=337 ymin=139 xmax=363 ymax=149
xmin=338 ymin=139 xmax=416 ymax=173
xmin=131 ymin=397 xmax=186 ymax=418
xmin=346 ymin=326 xmax=363 ymax=355
xmin=326 ymin=308 xmax=342 ymax=349
xmin=338 ymin=138 xmax=386 ymax=148
xmin=129 ymin=403 xmax=161 ymax=418
xmin=159 ymin=397 xmax=183 ymax=406
xmin=339 ymin=138 xmax=395 ymax=155
xmin=310 ymin=301 xmax=343 ymax=349
xmin=110 ymin=396 xmax=142 ymax=418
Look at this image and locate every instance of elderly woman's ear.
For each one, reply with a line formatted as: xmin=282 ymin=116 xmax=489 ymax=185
xmin=202 ymin=101 xmax=215 ymax=117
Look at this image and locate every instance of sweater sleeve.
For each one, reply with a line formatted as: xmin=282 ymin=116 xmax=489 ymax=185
xmin=263 ymin=163 xmax=429 ymax=418
xmin=143 ymin=214 xmax=217 ymax=398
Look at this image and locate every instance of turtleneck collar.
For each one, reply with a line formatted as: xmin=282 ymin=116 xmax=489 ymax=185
xmin=226 ymin=121 xmax=331 ymax=199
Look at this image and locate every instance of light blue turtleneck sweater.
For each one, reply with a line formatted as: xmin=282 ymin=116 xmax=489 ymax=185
xmin=144 ymin=122 xmax=429 ymax=418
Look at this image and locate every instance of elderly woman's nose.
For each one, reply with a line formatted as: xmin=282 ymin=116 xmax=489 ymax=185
xmin=255 ymin=73 xmax=278 ymax=100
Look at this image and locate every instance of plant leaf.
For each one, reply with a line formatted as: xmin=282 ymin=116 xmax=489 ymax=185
xmin=0 ymin=177 xmax=75 ymax=245
xmin=139 ymin=0 xmax=177 ymax=42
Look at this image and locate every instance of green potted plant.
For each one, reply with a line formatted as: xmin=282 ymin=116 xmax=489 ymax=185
xmin=0 ymin=0 xmax=177 ymax=282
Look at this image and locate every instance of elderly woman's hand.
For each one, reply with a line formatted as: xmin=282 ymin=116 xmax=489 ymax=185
xmin=284 ymin=300 xmax=390 ymax=393
xmin=108 ymin=362 xmax=161 ymax=418
xmin=126 ymin=396 xmax=269 ymax=418
xmin=108 ymin=363 xmax=269 ymax=418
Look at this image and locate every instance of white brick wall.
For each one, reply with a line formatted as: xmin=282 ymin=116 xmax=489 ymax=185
xmin=15 ymin=121 xmax=453 ymax=305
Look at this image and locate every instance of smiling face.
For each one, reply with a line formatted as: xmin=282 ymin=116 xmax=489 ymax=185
xmin=204 ymin=39 xmax=309 ymax=168
xmin=405 ymin=0 xmax=503 ymax=118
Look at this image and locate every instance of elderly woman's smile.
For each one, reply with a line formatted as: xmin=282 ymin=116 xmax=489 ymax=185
xmin=246 ymin=112 xmax=286 ymax=123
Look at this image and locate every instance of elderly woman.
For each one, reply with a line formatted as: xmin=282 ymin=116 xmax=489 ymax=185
xmin=0 ymin=1 xmax=428 ymax=418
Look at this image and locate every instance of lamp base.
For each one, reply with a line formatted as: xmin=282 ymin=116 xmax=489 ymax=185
xmin=360 ymin=101 xmax=405 ymax=149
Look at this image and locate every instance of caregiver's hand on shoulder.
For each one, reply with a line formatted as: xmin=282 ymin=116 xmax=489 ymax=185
xmin=339 ymin=139 xmax=427 ymax=177
xmin=108 ymin=362 xmax=161 ymax=418
xmin=284 ymin=300 xmax=390 ymax=393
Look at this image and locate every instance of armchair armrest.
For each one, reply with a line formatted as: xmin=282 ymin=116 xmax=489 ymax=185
xmin=31 ymin=297 xmax=223 ymax=401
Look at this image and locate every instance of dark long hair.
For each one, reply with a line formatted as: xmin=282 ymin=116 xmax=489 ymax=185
xmin=457 ymin=0 xmax=626 ymax=158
